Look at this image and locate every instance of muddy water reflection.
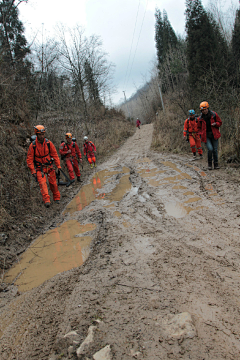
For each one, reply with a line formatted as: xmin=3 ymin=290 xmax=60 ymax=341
xmin=65 ymin=168 xmax=130 ymax=214
xmin=5 ymin=220 xmax=96 ymax=292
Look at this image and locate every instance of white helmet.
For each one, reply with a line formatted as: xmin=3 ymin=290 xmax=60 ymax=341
xmin=84 ymin=136 xmax=88 ymax=140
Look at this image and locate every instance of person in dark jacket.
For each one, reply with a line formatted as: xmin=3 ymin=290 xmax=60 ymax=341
xmin=198 ymin=101 xmax=222 ymax=170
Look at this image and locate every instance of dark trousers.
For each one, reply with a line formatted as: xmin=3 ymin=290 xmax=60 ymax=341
xmin=206 ymin=133 xmax=218 ymax=165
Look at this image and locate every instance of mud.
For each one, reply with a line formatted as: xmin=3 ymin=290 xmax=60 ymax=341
xmin=1 ymin=124 xmax=240 ymax=359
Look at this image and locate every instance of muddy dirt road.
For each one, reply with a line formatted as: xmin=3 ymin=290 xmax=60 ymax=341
xmin=1 ymin=124 xmax=240 ymax=360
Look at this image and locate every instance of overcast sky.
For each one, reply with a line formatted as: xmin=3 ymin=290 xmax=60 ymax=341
xmin=19 ymin=0 xmax=236 ymax=105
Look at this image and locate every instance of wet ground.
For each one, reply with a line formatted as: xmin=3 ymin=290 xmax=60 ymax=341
xmin=1 ymin=124 xmax=240 ymax=359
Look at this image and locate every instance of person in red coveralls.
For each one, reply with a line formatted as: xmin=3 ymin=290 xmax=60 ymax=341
xmin=83 ymin=136 xmax=96 ymax=168
xmin=183 ymin=109 xmax=203 ymax=160
xmin=26 ymin=125 xmax=61 ymax=208
xmin=59 ymin=133 xmax=82 ymax=182
xmin=136 ymin=118 xmax=141 ymax=129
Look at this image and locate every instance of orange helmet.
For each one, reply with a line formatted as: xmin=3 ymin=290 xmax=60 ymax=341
xmin=34 ymin=125 xmax=46 ymax=134
xmin=65 ymin=132 xmax=72 ymax=139
xmin=199 ymin=101 xmax=209 ymax=110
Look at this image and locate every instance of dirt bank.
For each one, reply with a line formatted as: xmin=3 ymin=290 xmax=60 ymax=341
xmin=1 ymin=124 xmax=240 ymax=360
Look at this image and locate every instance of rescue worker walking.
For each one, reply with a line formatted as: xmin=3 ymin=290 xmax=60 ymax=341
xmin=59 ymin=133 xmax=82 ymax=182
xmin=198 ymin=101 xmax=222 ymax=170
xmin=27 ymin=125 xmax=61 ymax=208
xmin=183 ymin=110 xmax=203 ymax=159
xmin=83 ymin=136 xmax=96 ymax=168
xmin=136 ymin=118 xmax=141 ymax=129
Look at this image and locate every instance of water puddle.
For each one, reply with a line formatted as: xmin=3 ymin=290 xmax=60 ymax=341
xmin=165 ymin=202 xmax=205 ymax=218
xmin=161 ymin=161 xmax=182 ymax=173
xmin=183 ymin=191 xmax=195 ymax=196
xmin=105 ymin=174 xmax=131 ymax=202
xmin=137 ymin=168 xmax=165 ymax=178
xmin=5 ymin=220 xmax=96 ymax=292
xmin=184 ymin=197 xmax=202 ymax=204
xmin=173 ymin=185 xmax=187 ymax=190
xmin=114 ymin=211 xmax=122 ymax=217
xmin=64 ymin=168 xmax=130 ymax=214
xmin=123 ymin=221 xmax=131 ymax=228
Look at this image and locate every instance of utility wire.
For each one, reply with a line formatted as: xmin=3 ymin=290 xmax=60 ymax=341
xmin=125 ymin=0 xmax=149 ymax=91
xmin=123 ymin=0 xmax=141 ymax=90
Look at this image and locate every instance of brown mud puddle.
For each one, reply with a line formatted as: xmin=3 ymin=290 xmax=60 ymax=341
xmin=5 ymin=220 xmax=96 ymax=292
xmin=5 ymin=167 xmax=132 ymax=291
xmin=64 ymin=168 xmax=130 ymax=215
xmin=138 ymin=161 xmax=207 ymax=218
xmin=165 ymin=202 xmax=205 ymax=218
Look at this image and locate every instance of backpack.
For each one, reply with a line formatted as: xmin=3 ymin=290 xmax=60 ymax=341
xmin=84 ymin=141 xmax=94 ymax=152
xmin=187 ymin=115 xmax=198 ymax=128
xmin=60 ymin=138 xmax=76 ymax=160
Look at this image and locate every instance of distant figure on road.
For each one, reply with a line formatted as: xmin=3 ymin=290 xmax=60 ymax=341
xmin=26 ymin=125 xmax=61 ymax=208
xmin=83 ymin=136 xmax=97 ymax=168
xmin=59 ymin=133 xmax=82 ymax=182
xmin=197 ymin=101 xmax=222 ymax=170
xmin=136 ymin=118 xmax=141 ymax=129
xmin=183 ymin=110 xmax=203 ymax=160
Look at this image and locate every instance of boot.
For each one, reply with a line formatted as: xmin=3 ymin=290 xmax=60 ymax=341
xmin=193 ymin=152 xmax=196 ymax=160
xmin=77 ymin=176 xmax=82 ymax=182
xmin=214 ymin=163 xmax=220 ymax=169
xmin=54 ymin=200 xmax=60 ymax=204
xmin=208 ymin=162 xmax=212 ymax=170
xmin=45 ymin=202 xmax=50 ymax=208
xmin=199 ymin=154 xmax=203 ymax=159
xmin=94 ymin=162 xmax=96 ymax=167
xmin=90 ymin=163 xmax=93 ymax=168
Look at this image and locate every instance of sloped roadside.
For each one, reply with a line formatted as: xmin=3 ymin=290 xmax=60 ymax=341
xmin=1 ymin=124 xmax=240 ymax=360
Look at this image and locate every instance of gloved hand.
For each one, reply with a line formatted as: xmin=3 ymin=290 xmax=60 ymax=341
xmin=212 ymin=122 xmax=216 ymax=127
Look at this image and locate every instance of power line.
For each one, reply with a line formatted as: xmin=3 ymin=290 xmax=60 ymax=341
xmin=125 ymin=0 xmax=149 ymax=91
xmin=123 ymin=0 xmax=141 ymax=90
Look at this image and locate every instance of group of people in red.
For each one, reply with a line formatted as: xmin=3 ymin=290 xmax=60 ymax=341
xmin=26 ymin=126 xmax=97 ymax=208
xmin=183 ymin=101 xmax=222 ymax=170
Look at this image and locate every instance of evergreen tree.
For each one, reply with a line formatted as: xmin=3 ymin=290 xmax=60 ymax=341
xmin=84 ymin=59 xmax=101 ymax=105
xmin=155 ymin=8 xmax=178 ymax=67
xmin=231 ymin=9 xmax=240 ymax=85
xmin=0 ymin=0 xmax=30 ymax=67
xmin=185 ymin=0 xmax=228 ymax=88
xmin=0 ymin=0 xmax=32 ymax=120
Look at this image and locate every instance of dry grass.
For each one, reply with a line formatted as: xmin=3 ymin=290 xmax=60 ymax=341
xmin=152 ymin=110 xmax=190 ymax=155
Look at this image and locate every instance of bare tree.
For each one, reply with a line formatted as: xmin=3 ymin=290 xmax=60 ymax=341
xmin=56 ymin=25 xmax=115 ymax=122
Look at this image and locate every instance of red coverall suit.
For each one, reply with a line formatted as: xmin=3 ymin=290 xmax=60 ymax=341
xmin=183 ymin=117 xmax=203 ymax=155
xmin=136 ymin=119 xmax=141 ymax=128
xmin=83 ymin=141 xmax=96 ymax=165
xmin=27 ymin=138 xmax=61 ymax=204
xmin=59 ymin=141 xmax=82 ymax=180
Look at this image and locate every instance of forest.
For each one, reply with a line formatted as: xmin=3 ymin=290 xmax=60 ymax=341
xmin=121 ymin=0 xmax=240 ymax=160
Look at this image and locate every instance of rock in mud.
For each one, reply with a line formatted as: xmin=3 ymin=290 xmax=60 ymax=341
xmin=93 ymin=345 xmax=112 ymax=360
xmin=76 ymin=325 xmax=96 ymax=358
xmin=161 ymin=312 xmax=196 ymax=341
